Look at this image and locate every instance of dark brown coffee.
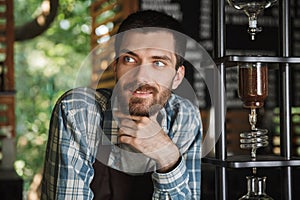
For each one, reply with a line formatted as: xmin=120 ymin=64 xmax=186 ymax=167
xmin=238 ymin=62 xmax=268 ymax=108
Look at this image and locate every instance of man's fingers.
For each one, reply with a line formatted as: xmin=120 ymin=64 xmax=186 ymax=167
xmin=119 ymin=127 xmax=136 ymax=137
xmin=119 ymin=118 xmax=137 ymax=129
xmin=118 ymin=133 xmax=134 ymax=144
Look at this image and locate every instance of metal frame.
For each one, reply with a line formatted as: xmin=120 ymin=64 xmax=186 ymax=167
xmin=205 ymin=0 xmax=299 ymax=199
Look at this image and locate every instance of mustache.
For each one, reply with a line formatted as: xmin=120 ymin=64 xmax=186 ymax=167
xmin=123 ymin=82 xmax=159 ymax=93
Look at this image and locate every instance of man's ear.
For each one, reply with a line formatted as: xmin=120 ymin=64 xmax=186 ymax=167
xmin=112 ymin=59 xmax=117 ymax=73
xmin=172 ymin=65 xmax=185 ymax=90
xmin=110 ymin=60 xmax=118 ymax=83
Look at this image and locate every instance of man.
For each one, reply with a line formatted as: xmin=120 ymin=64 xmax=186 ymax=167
xmin=42 ymin=10 xmax=202 ymax=199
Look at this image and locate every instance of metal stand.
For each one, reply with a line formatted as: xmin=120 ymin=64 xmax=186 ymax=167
xmin=204 ymin=0 xmax=300 ymax=199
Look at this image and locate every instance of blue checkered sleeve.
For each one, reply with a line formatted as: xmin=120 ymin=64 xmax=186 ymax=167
xmin=152 ymin=95 xmax=202 ymax=200
xmin=41 ymin=88 xmax=105 ymax=199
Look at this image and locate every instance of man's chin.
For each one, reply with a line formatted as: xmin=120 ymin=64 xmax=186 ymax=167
xmin=129 ymin=104 xmax=164 ymax=117
xmin=129 ymin=104 xmax=150 ymax=117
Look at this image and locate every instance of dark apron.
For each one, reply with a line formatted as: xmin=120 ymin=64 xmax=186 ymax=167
xmin=90 ymin=159 xmax=154 ymax=200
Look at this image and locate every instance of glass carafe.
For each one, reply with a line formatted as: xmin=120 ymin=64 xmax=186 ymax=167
xmin=239 ymin=176 xmax=274 ymax=200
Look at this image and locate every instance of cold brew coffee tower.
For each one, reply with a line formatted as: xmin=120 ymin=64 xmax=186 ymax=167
xmin=238 ymin=62 xmax=273 ymax=200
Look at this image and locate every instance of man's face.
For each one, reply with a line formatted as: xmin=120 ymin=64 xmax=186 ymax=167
xmin=114 ymin=31 xmax=183 ymax=116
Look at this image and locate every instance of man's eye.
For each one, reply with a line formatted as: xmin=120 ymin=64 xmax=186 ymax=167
xmin=154 ymin=61 xmax=166 ymax=67
xmin=124 ymin=56 xmax=135 ymax=63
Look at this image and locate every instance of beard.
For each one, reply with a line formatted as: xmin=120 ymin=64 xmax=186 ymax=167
xmin=128 ymin=86 xmax=171 ymax=117
xmin=115 ymin=81 xmax=171 ymax=117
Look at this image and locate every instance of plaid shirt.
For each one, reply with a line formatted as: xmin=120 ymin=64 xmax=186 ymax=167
xmin=41 ymin=87 xmax=202 ymax=200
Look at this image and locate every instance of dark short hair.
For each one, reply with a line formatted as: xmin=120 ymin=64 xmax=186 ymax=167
xmin=115 ymin=10 xmax=186 ymax=69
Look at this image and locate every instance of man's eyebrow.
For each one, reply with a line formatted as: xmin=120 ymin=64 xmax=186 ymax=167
xmin=118 ymin=49 xmax=137 ymax=56
xmin=118 ymin=49 xmax=173 ymax=63
xmin=152 ymin=55 xmax=172 ymax=63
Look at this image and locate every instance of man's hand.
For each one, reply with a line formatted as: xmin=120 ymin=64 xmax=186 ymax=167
xmin=114 ymin=112 xmax=180 ymax=172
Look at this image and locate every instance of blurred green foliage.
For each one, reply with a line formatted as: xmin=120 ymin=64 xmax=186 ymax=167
xmin=14 ymin=0 xmax=93 ymax=192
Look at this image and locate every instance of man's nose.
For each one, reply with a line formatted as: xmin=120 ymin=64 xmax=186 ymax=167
xmin=134 ymin=64 xmax=152 ymax=82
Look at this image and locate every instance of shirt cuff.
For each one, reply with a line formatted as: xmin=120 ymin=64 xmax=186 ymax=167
xmin=152 ymin=157 xmax=189 ymax=190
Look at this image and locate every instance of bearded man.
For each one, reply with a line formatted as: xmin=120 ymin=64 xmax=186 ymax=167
xmin=42 ymin=10 xmax=202 ymax=200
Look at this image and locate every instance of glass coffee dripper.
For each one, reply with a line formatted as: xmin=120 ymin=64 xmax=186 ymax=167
xmin=238 ymin=62 xmax=269 ymax=165
xmin=227 ymin=0 xmax=277 ymax=40
xmin=238 ymin=62 xmax=274 ymax=199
